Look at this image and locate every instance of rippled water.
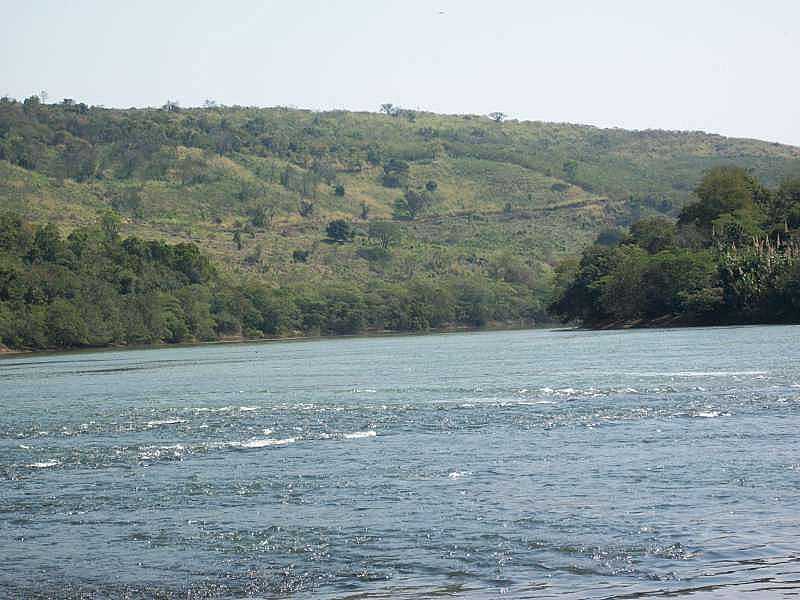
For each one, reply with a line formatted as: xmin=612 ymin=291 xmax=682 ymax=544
xmin=2 ymin=326 xmax=800 ymax=598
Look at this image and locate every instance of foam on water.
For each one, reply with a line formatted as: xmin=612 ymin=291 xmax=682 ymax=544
xmin=628 ymin=370 xmax=769 ymax=377
xmin=343 ymin=430 xmax=376 ymax=439
xmin=692 ymin=410 xmax=731 ymax=418
xmin=137 ymin=444 xmax=190 ymax=461
xmin=235 ymin=437 xmax=296 ymax=448
xmin=146 ymin=418 xmax=187 ymax=428
xmin=26 ymin=460 xmax=60 ymax=469
xmin=192 ymin=405 xmax=259 ymax=413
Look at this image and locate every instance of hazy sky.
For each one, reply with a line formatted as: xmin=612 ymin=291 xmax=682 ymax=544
xmin=3 ymin=0 xmax=799 ymax=145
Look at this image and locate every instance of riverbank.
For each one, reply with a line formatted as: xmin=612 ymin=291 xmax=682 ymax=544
xmin=592 ymin=315 xmax=687 ymax=329
xmin=0 ymin=319 xmax=552 ymax=358
xmin=590 ymin=315 xmax=800 ymax=330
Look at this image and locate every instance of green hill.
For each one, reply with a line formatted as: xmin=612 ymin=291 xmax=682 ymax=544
xmin=1 ymin=96 xmax=799 ymax=348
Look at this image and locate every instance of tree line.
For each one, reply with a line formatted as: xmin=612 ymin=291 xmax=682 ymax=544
xmin=0 ymin=214 xmax=544 ymax=351
xmin=549 ymin=167 xmax=800 ymax=326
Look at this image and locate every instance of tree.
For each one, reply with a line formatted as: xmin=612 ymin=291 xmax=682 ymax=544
xmin=29 ymin=223 xmax=63 ymax=263
xmin=61 ymin=137 xmax=97 ymax=181
xmin=382 ymin=159 xmax=410 ymax=188
xmin=298 ymin=200 xmax=314 ymax=217
xmin=393 ymin=189 xmax=432 ymax=220
xmin=22 ymin=95 xmax=41 ymax=114
xmin=380 ymin=103 xmax=398 ymax=116
xmin=768 ymin=177 xmax=800 ymax=232
xmin=334 ymin=184 xmax=345 ymax=197
xmin=0 ymin=213 xmax=34 ymax=253
xmin=360 ymin=202 xmax=370 ymax=220
xmin=679 ymin=166 xmax=766 ymax=233
xmin=598 ymin=246 xmax=649 ymax=319
xmin=292 ymin=249 xmax=310 ymax=263
xmin=548 ymin=245 xmax=616 ymax=324
xmin=233 ymin=230 xmax=243 ymax=250
xmin=248 ymin=205 xmax=274 ymax=228
xmin=368 ymin=221 xmax=401 ymax=249
xmin=712 ymin=211 xmax=764 ymax=245
xmin=563 ymin=160 xmax=578 ymax=181
xmin=425 ymin=180 xmax=438 ymax=192
xmin=595 ymin=227 xmax=626 ymax=247
xmin=488 ymin=112 xmax=506 ymax=123
xmin=326 ymin=219 xmax=353 ymax=243
xmin=629 ymin=216 xmax=677 ymax=253
xmin=46 ymin=299 xmax=88 ymax=347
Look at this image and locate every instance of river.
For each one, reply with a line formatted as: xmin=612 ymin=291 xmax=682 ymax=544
xmin=2 ymin=326 xmax=799 ymax=598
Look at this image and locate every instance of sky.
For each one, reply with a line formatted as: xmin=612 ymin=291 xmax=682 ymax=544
xmin=3 ymin=0 xmax=799 ymax=145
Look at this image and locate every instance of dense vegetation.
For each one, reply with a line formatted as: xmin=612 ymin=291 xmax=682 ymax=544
xmin=550 ymin=167 xmax=800 ymax=326
xmin=0 ymin=213 xmax=545 ymax=350
xmin=1 ymin=95 xmax=799 ymax=348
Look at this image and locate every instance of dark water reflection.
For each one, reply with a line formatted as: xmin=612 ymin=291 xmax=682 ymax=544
xmin=2 ymin=326 xmax=799 ymax=598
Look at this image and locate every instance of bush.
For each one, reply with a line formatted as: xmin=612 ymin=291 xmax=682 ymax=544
xmin=325 ymin=219 xmax=353 ymax=242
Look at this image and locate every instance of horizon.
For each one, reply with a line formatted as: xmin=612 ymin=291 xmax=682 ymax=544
xmin=5 ymin=97 xmax=800 ymax=150
xmin=3 ymin=0 xmax=799 ymax=146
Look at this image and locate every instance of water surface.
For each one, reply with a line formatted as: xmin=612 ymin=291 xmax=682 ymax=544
xmin=2 ymin=326 xmax=800 ymax=598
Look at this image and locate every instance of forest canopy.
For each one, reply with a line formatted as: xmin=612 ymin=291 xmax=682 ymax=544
xmin=549 ymin=167 xmax=800 ymax=326
xmin=0 ymin=213 xmax=546 ymax=350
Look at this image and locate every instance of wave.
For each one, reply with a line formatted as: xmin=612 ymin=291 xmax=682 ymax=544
xmin=234 ymin=437 xmax=296 ymax=449
xmin=538 ymin=387 xmax=607 ymax=398
xmin=627 ymin=371 xmax=768 ymax=377
xmin=191 ymin=405 xmax=259 ymax=413
xmin=343 ymin=430 xmax=376 ymax=439
xmin=693 ymin=410 xmax=730 ymax=418
xmin=26 ymin=460 xmax=60 ymax=469
xmin=146 ymin=418 xmax=187 ymax=428
xmin=138 ymin=444 xmax=190 ymax=461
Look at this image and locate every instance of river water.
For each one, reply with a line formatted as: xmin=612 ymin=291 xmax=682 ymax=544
xmin=2 ymin=326 xmax=799 ymax=598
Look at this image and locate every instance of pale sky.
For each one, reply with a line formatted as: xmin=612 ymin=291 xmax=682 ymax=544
xmin=3 ymin=0 xmax=799 ymax=145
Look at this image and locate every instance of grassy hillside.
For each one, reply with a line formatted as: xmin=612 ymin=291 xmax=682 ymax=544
xmin=2 ymin=96 xmax=799 ymax=318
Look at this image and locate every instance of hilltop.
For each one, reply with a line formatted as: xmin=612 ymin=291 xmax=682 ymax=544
xmin=1 ymin=96 xmax=799 ymax=347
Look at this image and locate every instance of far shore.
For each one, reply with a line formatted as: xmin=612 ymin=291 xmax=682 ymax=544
xmin=589 ymin=316 xmax=800 ymax=330
xmin=5 ymin=319 xmax=797 ymax=360
xmin=0 ymin=320 xmax=555 ymax=359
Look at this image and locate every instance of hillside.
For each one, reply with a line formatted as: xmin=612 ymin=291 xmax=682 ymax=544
xmin=2 ymin=96 xmax=800 ymax=343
